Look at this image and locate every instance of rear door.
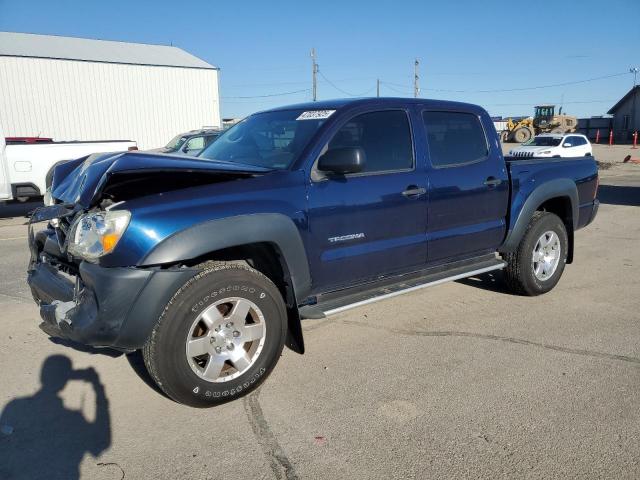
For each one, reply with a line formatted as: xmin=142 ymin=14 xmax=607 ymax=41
xmin=421 ymin=109 xmax=509 ymax=263
xmin=307 ymin=109 xmax=428 ymax=291
xmin=0 ymin=134 xmax=11 ymax=200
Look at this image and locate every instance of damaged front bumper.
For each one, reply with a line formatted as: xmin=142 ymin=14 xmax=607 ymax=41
xmin=29 ymin=258 xmax=153 ymax=348
xmin=27 ymin=206 xmax=195 ymax=351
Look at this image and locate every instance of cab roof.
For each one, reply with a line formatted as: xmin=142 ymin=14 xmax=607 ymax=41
xmin=263 ymin=97 xmax=486 ymax=114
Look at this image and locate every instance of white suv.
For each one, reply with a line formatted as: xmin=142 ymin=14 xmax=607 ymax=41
xmin=508 ymin=133 xmax=592 ymax=158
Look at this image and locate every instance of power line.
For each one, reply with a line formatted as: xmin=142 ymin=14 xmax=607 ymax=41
xmin=380 ymin=71 xmax=629 ymax=95
xmin=380 ymin=82 xmax=414 ymax=95
xmin=224 ymin=79 xmax=311 ymax=88
xmin=485 ymin=99 xmax=616 ymax=106
xmin=318 ymin=71 xmax=375 ymax=97
xmin=224 ymin=76 xmax=378 ymax=90
xmin=429 ymin=71 xmax=629 ymax=93
xmin=222 ymin=88 xmax=311 ymax=99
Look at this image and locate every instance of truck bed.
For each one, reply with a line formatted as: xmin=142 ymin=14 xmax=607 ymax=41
xmin=505 ymin=155 xmax=599 ymax=237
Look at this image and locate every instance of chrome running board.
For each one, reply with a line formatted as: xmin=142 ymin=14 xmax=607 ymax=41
xmin=299 ymin=255 xmax=505 ymax=319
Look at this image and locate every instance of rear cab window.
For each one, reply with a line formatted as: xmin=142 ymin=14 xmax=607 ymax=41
xmin=422 ymin=111 xmax=488 ymax=168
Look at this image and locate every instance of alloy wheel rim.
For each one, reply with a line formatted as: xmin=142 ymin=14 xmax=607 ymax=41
xmin=532 ymin=230 xmax=561 ymax=281
xmin=185 ymin=297 xmax=266 ymax=383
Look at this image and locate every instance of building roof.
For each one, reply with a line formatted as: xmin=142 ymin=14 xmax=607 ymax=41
xmin=0 ymin=31 xmax=216 ymax=69
xmin=608 ymin=86 xmax=640 ymax=114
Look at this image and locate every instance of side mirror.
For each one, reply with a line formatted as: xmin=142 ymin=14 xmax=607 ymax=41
xmin=563 ymin=143 xmax=572 ymax=148
xmin=318 ymin=147 xmax=366 ymax=175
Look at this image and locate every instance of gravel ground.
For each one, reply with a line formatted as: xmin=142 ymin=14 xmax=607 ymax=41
xmin=0 ymin=163 xmax=638 ymax=479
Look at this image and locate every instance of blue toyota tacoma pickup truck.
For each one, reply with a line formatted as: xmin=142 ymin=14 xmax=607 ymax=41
xmin=27 ymin=98 xmax=599 ymax=407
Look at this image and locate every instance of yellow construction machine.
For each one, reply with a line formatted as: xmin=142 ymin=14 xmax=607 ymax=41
xmin=501 ymin=105 xmax=578 ymax=143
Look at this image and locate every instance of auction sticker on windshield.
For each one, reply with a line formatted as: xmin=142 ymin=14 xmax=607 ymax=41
xmin=296 ymin=110 xmax=336 ymax=120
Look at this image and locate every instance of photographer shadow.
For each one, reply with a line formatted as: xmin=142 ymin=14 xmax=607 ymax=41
xmin=0 ymin=355 xmax=111 ymax=480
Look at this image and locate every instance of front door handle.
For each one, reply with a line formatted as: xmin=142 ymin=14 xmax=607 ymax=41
xmin=483 ymin=177 xmax=503 ymax=187
xmin=402 ymin=186 xmax=427 ymax=198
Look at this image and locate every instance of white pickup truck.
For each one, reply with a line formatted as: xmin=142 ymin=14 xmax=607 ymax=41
xmin=0 ymin=134 xmax=136 ymax=202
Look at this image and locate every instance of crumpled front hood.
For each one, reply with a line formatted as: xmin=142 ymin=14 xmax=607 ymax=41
xmin=51 ymin=151 xmax=271 ymax=207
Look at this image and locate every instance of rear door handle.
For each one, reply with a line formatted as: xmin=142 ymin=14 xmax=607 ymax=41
xmin=402 ymin=186 xmax=427 ymax=198
xmin=483 ymin=177 xmax=503 ymax=187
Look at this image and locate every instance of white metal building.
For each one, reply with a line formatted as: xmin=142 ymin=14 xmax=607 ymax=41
xmin=0 ymin=32 xmax=221 ymax=149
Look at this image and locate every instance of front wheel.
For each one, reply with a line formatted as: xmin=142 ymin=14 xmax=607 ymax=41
xmin=503 ymin=212 xmax=568 ymax=296
xmin=142 ymin=261 xmax=287 ymax=407
xmin=513 ymin=127 xmax=533 ymax=143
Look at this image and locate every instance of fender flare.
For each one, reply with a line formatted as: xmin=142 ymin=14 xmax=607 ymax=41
xmin=139 ymin=213 xmax=312 ymax=301
xmin=500 ymin=178 xmax=578 ymax=253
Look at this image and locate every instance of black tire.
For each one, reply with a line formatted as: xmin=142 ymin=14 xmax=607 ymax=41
xmin=513 ymin=127 xmax=532 ymax=143
xmin=142 ymin=261 xmax=287 ymax=407
xmin=503 ymin=212 xmax=568 ymax=296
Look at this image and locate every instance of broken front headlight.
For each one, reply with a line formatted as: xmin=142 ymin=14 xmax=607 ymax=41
xmin=68 ymin=210 xmax=131 ymax=261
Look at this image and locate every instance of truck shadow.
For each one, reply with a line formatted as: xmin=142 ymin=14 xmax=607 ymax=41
xmin=457 ymin=271 xmax=511 ymax=295
xmin=125 ymin=351 xmax=167 ymax=397
xmin=47 ymin=335 xmax=123 ymax=358
xmin=598 ymin=185 xmax=640 ymax=206
xmin=0 ymin=354 xmax=112 ymax=480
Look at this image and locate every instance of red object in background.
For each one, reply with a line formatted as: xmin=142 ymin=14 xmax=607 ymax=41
xmin=609 ymin=130 xmax=614 ymax=146
xmin=595 ymin=130 xmax=600 ymax=144
xmin=5 ymin=136 xmax=53 ymax=144
xmin=633 ymin=131 xmax=638 ymax=149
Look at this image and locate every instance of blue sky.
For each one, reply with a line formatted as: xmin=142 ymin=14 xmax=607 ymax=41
xmin=1 ymin=0 xmax=638 ymax=119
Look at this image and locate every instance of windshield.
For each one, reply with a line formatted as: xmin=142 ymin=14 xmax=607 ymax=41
xmin=165 ymin=134 xmax=188 ymax=151
xmin=198 ymin=109 xmax=329 ymax=169
xmin=527 ymin=137 xmax=562 ymax=147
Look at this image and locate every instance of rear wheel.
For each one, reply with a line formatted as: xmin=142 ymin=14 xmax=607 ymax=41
xmin=504 ymin=212 xmax=568 ymax=296
xmin=142 ymin=261 xmax=287 ymax=407
xmin=513 ymin=127 xmax=533 ymax=143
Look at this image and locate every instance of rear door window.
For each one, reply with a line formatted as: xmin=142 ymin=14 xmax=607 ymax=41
xmin=422 ymin=111 xmax=488 ymax=167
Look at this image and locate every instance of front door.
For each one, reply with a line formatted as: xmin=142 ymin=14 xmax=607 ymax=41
xmin=307 ymin=109 xmax=428 ymax=292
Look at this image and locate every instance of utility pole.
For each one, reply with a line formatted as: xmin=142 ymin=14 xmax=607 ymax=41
xmin=413 ymin=59 xmax=420 ymax=98
xmin=631 ymin=67 xmax=639 ymax=137
xmin=311 ymin=48 xmax=318 ymax=101
xmin=376 ymin=78 xmax=380 ymax=97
